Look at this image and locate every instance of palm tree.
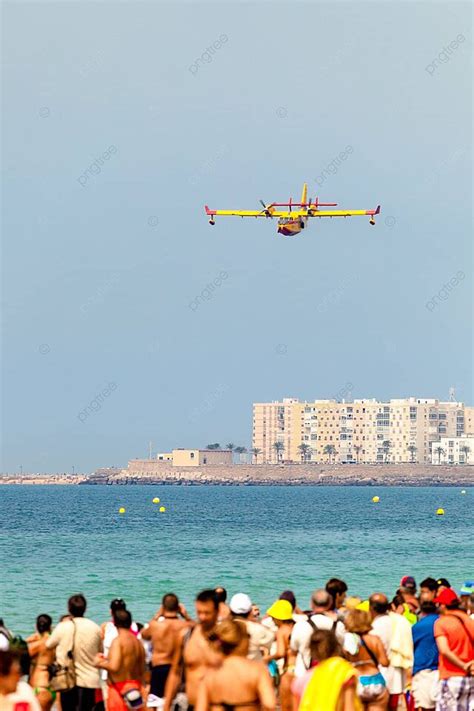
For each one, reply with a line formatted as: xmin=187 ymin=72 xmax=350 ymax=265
xmin=273 ymin=441 xmax=285 ymax=463
xmin=206 ymin=443 xmax=221 ymax=450
xmin=226 ymin=443 xmax=235 ymax=452
xmin=298 ymin=443 xmax=312 ymax=463
xmin=407 ymin=444 xmax=417 ymax=463
xmin=434 ymin=446 xmax=445 ymax=464
xmin=251 ymin=447 xmax=261 ymax=464
xmin=382 ymin=440 xmax=392 ymax=463
xmin=323 ymin=444 xmax=336 ymax=464
xmin=353 ymin=445 xmax=362 ymax=464
xmin=460 ymin=445 xmax=470 ymax=464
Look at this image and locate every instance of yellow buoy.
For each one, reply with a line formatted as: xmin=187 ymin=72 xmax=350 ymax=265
xmin=372 ymin=496 xmax=380 ymax=503
xmin=461 ymin=490 xmax=466 ymax=495
xmin=436 ymin=508 xmax=445 ymax=515
xmin=152 ymin=497 xmax=160 ymax=503
xmin=119 ymin=507 xmax=126 ymax=514
xmin=159 ymin=506 xmax=166 ymax=512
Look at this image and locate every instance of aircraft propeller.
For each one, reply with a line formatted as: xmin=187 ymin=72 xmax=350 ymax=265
xmin=259 ymin=200 xmax=275 ymax=218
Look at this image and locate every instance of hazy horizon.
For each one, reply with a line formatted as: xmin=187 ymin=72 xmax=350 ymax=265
xmin=2 ymin=2 xmax=472 ymax=472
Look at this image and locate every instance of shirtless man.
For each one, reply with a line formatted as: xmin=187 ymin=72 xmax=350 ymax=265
xmin=163 ymin=590 xmax=222 ymax=711
xmin=95 ymin=609 xmax=145 ymax=711
xmin=141 ymin=594 xmax=191 ymax=709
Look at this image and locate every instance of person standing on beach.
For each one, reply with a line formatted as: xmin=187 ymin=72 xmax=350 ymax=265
xmin=433 ymin=588 xmax=474 ymax=710
xmin=419 ymin=579 xmax=438 ymax=605
xmin=368 ymin=594 xmax=399 ymax=710
xmin=290 ymin=589 xmax=345 ymax=678
xmin=27 ymin=615 xmax=57 ymax=711
xmin=398 ymin=576 xmax=419 ymax=616
xmin=263 ymin=600 xmax=295 ymax=711
xmin=411 ymin=601 xmax=439 ymax=711
xmin=0 ymin=650 xmax=41 ymax=711
xmin=141 ymin=594 xmax=191 ymax=709
xmin=325 ymin=579 xmax=349 ymax=613
xmin=388 ymin=598 xmax=413 ymax=709
xmin=370 ymin=593 xmax=413 ymax=710
xmin=100 ymin=599 xmax=139 ymax=701
xmin=291 ymin=629 xmax=358 ymax=710
xmin=163 ymin=590 xmax=222 ymax=711
xmin=196 ymin=619 xmax=276 ymax=711
xmin=343 ymin=609 xmax=389 ymax=710
xmin=101 ymin=600 xmax=139 ymax=659
xmin=229 ymin=594 xmax=274 ymax=662
xmin=95 ymin=609 xmax=145 ymax=711
xmin=46 ymin=594 xmax=102 ymax=711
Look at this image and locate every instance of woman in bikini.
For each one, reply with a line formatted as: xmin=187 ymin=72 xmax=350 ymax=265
xmin=291 ymin=629 xmax=359 ymax=711
xmin=262 ymin=599 xmax=295 ymax=711
xmin=196 ymin=619 xmax=276 ymax=711
xmin=27 ymin=614 xmax=57 ymax=711
xmin=343 ymin=610 xmax=389 ymax=711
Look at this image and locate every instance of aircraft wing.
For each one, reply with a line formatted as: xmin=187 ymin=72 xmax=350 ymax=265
xmin=307 ymin=206 xmax=380 ymax=218
xmin=205 ymin=207 xmax=318 ymax=218
xmin=205 ymin=205 xmax=380 ymax=219
xmin=206 ymin=208 xmax=272 ymax=217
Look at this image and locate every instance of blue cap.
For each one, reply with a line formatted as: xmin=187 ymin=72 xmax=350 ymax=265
xmin=460 ymin=580 xmax=474 ymax=595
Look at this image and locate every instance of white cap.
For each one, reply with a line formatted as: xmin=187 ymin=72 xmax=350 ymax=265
xmin=229 ymin=593 xmax=252 ymax=615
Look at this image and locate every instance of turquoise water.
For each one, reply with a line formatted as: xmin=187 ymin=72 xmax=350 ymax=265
xmin=1 ymin=485 xmax=472 ymax=636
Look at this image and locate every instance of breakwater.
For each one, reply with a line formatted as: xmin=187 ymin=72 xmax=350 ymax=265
xmin=1 ymin=464 xmax=473 ymax=486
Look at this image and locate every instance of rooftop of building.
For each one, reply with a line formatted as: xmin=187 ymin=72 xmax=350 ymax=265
xmin=254 ymin=397 xmax=467 ymax=406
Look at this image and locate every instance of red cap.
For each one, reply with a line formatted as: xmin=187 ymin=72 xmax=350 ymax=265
xmin=434 ymin=588 xmax=458 ymax=605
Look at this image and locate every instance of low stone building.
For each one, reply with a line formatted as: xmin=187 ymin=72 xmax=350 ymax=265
xmin=130 ymin=448 xmax=233 ymax=472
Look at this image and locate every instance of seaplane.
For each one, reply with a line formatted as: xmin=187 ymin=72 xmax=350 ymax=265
xmin=205 ymin=183 xmax=380 ymax=236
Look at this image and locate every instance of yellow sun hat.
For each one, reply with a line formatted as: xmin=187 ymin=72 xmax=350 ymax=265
xmin=266 ymin=599 xmax=293 ymax=621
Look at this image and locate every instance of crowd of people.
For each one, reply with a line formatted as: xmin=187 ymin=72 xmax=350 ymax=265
xmin=1 ymin=576 xmax=473 ymax=711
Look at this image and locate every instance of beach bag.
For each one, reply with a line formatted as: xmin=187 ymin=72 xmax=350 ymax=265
xmin=49 ymin=661 xmax=76 ymax=691
xmin=49 ymin=621 xmax=76 ymax=691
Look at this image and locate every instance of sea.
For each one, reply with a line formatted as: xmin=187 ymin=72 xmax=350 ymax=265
xmin=1 ymin=485 xmax=472 ymax=636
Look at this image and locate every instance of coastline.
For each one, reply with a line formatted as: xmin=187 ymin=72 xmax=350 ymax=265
xmin=1 ymin=463 xmax=473 ymax=486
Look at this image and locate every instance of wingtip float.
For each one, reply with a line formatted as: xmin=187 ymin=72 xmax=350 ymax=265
xmin=205 ymin=183 xmax=381 ymax=236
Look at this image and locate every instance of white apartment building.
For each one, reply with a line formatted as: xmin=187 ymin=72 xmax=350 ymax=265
xmin=431 ymin=434 xmax=474 ymax=465
xmin=253 ymin=396 xmax=469 ymax=464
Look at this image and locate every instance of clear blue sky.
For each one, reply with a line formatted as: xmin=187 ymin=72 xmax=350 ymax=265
xmin=2 ymin=2 xmax=472 ymax=472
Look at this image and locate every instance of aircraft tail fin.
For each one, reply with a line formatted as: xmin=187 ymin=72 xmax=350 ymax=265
xmin=300 ymin=183 xmax=308 ymax=206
